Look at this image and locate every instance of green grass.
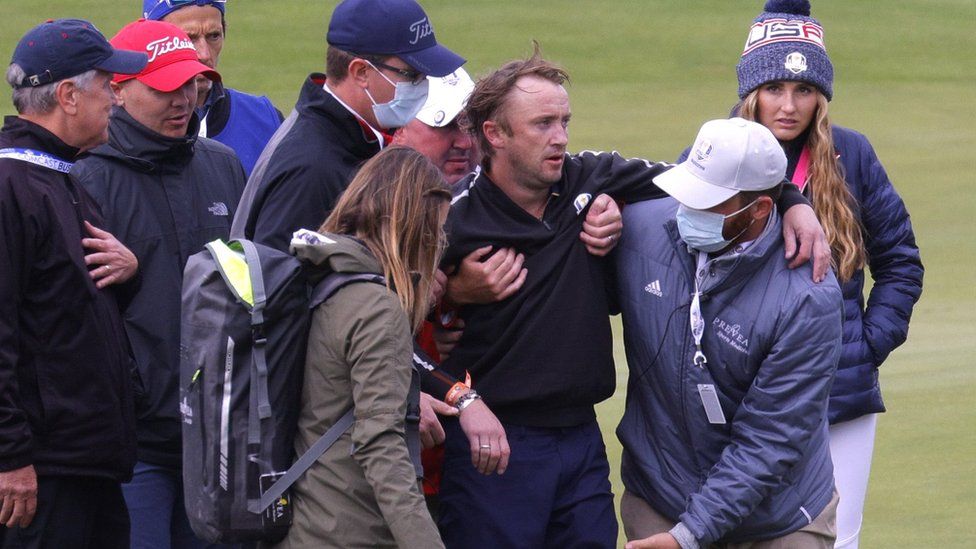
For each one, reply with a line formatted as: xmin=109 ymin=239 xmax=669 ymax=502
xmin=2 ymin=1 xmax=974 ymax=546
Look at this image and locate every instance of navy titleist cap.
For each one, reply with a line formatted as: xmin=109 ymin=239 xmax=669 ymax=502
xmin=11 ymin=19 xmax=148 ymax=89
xmin=327 ymin=0 xmax=465 ymax=77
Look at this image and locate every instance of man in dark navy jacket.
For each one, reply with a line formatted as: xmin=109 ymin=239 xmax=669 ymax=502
xmin=0 ymin=19 xmax=146 ymax=547
xmin=231 ymin=0 xmax=465 ymax=252
xmin=71 ymin=19 xmax=245 ymax=549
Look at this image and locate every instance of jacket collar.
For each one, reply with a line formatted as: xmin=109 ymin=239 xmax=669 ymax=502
xmin=296 ymin=73 xmax=381 ymax=162
xmin=89 ymin=107 xmax=199 ymax=174
xmin=666 ymin=208 xmax=783 ymax=295
xmin=1 ymin=115 xmax=81 ymax=160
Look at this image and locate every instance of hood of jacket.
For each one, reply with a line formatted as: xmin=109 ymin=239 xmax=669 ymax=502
xmin=290 ymin=229 xmax=384 ymax=280
xmin=85 ymin=106 xmax=200 ymax=174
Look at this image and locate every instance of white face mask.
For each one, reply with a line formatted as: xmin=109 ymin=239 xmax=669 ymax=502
xmin=363 ymin=61 xmax=429 ymax=129
xmin=675 ymin=198 xmax=758 ymax=253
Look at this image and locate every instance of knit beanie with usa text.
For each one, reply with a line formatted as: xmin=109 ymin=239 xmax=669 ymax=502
xmin=736 ymin=0 xmax=833 ymax=100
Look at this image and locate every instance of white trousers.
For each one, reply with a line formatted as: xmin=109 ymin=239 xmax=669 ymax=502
xmin=828 ymin=413 xmax=879 ymax=549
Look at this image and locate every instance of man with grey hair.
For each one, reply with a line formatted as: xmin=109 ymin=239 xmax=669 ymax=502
xmin=0 ymin=18 xmax=146 ymax=547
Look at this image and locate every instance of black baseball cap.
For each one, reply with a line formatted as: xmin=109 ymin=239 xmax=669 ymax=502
xmin=327 ymin=0 xmax=464 ymax=78
xmin=11 ymin=19 xmax=148 ymax=89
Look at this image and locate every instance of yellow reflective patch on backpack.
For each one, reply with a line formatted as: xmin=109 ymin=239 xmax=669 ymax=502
xmin=206 ymin=240 xmax=254 ymax=307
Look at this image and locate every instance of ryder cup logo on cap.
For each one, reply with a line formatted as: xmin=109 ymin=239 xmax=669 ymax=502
xmin=692 ymin=139 xmax=713 ymax=164
xmin=415 ymin=68 xmax=475 ymax=128
xmin=653 ymin=118 xmax=787 ymax=210
xmin=327 ymin=0 xmax=465 ymax=77
xmin=736 ymin=0 xmax=834 ymax=100
xmin=110 ymin=19 xmax=220 ymax=92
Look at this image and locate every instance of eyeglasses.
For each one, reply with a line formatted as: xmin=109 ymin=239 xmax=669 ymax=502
xmin=145 ymin=0 xmax=226 ymax=20
xmin=366 ymin=59 xmax=425 ymax=86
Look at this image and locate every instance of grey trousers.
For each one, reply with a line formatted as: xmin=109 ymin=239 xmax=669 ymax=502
xmin=620 ymin=489 xmax=838 ymax=549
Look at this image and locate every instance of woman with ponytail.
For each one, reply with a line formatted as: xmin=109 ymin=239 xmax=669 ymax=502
xmin=731 ymin=1 xmax=924 ymax=547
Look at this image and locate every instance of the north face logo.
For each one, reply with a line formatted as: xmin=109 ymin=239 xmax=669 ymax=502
xmin=208 ymin=202 xmax=228 ymax=216
xmin=644 ymin=280 xmax=663 ymax=297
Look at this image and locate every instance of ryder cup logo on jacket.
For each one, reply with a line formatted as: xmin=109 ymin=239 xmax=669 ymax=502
xmin=784 ymin=52 xmax=808 ymax=74
xmin=573 ymin=193 xmax=592 ymax=215
xmin=146 ymin=36 xmax=196 ymax=63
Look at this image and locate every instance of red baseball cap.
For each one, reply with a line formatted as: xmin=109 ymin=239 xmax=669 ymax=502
xmin=109 ymin=19 xmax=219 ymax=92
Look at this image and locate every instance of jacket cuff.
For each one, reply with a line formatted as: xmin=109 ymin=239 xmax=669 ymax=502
xmin=669 ymin=522 xmax=700 ymax=549
xmin=0 ymin=452 xmax=33 ymax=473
xmin=777 ymin=181 xmax=810 ymax=211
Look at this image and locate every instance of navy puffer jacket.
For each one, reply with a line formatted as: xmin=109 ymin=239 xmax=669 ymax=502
xmin=801 ymin=126 xmax=922 ymax=424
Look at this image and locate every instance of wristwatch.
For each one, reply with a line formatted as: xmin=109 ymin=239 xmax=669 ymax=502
xmin=455 ymin=390 xmax=481 ymax=412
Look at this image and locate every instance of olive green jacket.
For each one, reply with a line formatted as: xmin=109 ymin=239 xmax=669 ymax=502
xmin=274 ymin=233 xmax=442 ymax=549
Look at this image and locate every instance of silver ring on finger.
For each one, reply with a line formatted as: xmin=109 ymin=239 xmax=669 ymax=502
xmin=479 ymin=444 xmax=491 ymax=450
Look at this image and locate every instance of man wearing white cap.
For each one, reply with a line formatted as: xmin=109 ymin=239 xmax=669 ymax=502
xmin=614 ymin=118 xmax=842 ymax=549
xmin=393 ymin=68 xmax=477 ymax=187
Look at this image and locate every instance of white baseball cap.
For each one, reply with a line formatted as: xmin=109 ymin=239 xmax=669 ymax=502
xmin=654 ymin=117 xmax=787 ymax=210
xmin=414 ymin=68 xmax=475 ymax=128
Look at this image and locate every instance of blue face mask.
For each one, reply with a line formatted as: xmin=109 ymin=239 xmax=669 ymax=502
xmin=675 ymin=199 xmax=758 ymax=253
xmin=364 ymin=62 xmax=429 ymax=129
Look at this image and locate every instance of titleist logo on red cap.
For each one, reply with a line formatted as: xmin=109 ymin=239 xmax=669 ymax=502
xmin=145 ymin=36 xmax=195 ymax=63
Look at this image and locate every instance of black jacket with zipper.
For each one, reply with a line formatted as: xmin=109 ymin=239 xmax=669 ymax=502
xmin=0 ymin=116 xmax=136 ymax=480
xmin=73 ymin=108 xmax=246 ymax=467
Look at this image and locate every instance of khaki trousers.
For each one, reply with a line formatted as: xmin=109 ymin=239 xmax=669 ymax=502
xmin=620 ymin=489 xmax=838 ymax=549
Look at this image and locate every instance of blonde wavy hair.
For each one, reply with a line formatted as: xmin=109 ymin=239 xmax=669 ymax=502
xmin=738 ymin=88 xmax=866 ymax=281
xmin=321 ymin=147 xmax=452 ymax=332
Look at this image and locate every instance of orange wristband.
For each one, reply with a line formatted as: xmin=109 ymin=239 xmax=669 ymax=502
xmin=443 ymin=371 xmax=473 ymax=407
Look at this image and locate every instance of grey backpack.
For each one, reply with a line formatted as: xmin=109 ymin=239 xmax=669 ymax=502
xmin=179 ymin=238 xmax=383 ymax=543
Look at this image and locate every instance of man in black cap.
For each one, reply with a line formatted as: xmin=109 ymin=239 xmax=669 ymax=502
xmin=0 ymin=18 xmax=146 ymax=547
xmin=231 ymin=0 xmax=465 ymax=252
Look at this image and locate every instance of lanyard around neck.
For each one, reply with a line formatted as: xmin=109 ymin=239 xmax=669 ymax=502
xmin=689 ymin=253 xmax=711 ymax=369
xmin=0 ymin=148 xmax=74 ymax=173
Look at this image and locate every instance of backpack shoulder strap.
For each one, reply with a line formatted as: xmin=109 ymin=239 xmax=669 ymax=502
xmin=309 ymin=272 xmax=386 ymax=310
xmin=249 ymin=407 xmax=355 ymax=514
xmin=247 ymin=271 xmax=385 ymax=515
